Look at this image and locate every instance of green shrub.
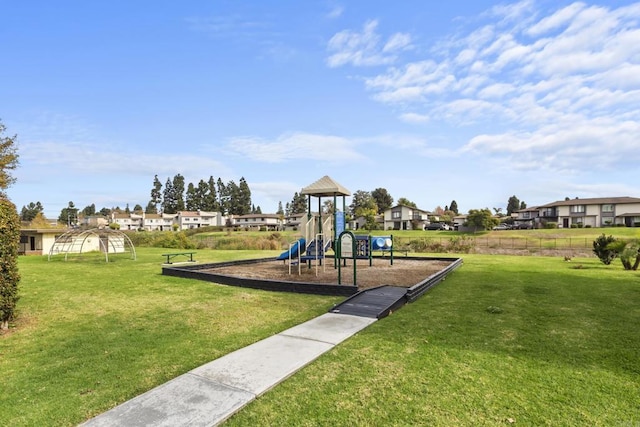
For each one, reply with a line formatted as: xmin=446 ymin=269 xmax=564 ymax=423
xmin=109 ymin=222 xmax=120 ymax=230
xmin=152 ymin=232 xmax=196 ymax=249
xmin=448 ymin=236 xmax=474 ymax=253
xmin=544 ymin=222 xmax=558 ymax=229
xmin=607 ymin=239 xmax=640 ymax=270
xmin=593 ymin=234 xmax=618 ymax=265
xmin=0 ymin=198 xmax=20 ymax=330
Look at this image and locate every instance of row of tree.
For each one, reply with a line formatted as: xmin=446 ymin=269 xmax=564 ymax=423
xmin=148 ymin=175 xmax=255 ymax=215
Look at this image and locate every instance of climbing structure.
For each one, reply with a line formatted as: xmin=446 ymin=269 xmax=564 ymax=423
xmin=298 ymin=175 xmax=351 ymax=266
xmin=48 ymin=228 xmax=136 ymax=262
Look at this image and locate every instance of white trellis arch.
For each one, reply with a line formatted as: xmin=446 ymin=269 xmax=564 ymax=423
xmin=48 ymin=228 xmax=137 ymax=262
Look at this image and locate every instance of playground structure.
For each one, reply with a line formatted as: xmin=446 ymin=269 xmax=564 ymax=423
xmin=277 ymin=175 xmax=350 ymax=274
xmin=277 ymin=175 xmax=403 ymax=278
xmin=48 ymin=228 xmax=137 ymax=262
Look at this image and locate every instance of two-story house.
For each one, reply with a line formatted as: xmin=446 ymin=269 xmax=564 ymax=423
xmin=235 ymin=213 xmax=282 ymax=230
xmin=537 ymin=197 xmax=640 ymax=228
xmin=111 ymin=212 xmax=143 ymax=230
xmin=177 ymin=211 xmax=223 ymax=230
xmin=383 ymin=204 xmax=431 ymax=230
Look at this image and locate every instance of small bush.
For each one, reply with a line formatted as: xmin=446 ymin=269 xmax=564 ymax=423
xmin=544 ymin=222 xmax=557 ymax=229
xmin=448 ymin=236 xmax=474 ymax=253
xmin=593 ymin=234 xmax=618 ymax=265
xmin=153 ymin=232 xmax=196 ymax=249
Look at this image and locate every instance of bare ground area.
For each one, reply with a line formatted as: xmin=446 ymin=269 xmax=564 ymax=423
xmin=201 ymin=258 xmax=455 ymax=290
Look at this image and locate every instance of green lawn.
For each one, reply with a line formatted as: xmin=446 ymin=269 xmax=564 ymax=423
xmin=2 ymin=248 xmax=340 ymax=426
xmin=3 ymin=249 xmax=639 ymax=426
xmin=225 ymin=255 xmax=640 ymax=426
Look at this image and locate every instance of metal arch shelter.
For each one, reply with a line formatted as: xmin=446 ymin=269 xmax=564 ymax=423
xmin=48 ymin=228 xmax=137 ymax=262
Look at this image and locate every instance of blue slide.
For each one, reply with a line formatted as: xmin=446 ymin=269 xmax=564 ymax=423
xmin=276 ymin=238 xmax=306 ymax=261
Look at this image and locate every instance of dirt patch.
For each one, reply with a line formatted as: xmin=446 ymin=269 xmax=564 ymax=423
xmin=201 ymin=258 xmax=455 ymax=290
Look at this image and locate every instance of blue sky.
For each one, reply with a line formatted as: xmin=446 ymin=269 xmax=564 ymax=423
xmin=4 ymin=0 xmax=640 ymax=218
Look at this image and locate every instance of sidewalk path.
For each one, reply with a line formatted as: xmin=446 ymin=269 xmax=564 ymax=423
xmin=80 ymin=313 xmax=376 ymax=427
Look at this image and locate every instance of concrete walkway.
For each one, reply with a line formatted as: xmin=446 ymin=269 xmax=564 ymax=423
xmin=80 ymin=313 xmax=376 ymax=427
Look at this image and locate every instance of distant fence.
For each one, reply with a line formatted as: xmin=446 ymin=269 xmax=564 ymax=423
xmin=393 ymin=236 xmax=594 ymax=255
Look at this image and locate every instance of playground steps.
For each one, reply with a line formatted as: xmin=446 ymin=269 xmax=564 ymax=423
xmin=328 ymin=285 xmax=408 ymax=319
xmin=300 ymin=238 xmax=331 ymax=262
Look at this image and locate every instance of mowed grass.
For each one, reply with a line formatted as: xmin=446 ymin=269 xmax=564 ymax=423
xmin=226 ymin=255 xmax=640 ymax=426
xmin=1 ymin=248 xmax=340 ymax=426
xmin=3 ymin=248 xmax=640 ymax=426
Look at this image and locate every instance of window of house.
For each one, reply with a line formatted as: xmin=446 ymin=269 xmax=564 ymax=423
xmin=570 ymin=205 xmax=585 ymax=213
xmin=392 ymin=211 xmax=401 ymax=219
xmin=523 ymin=212 xmax=530 ymax=218
xmin=602 ymin=204 xmax=614 ymax=212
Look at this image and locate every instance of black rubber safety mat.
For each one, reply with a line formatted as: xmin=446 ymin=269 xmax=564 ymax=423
xmin=328 ymin=285 xmax=408 ymax=319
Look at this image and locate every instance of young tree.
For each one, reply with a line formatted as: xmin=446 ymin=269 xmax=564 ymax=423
xmin=185 ymin=182 xmax=198 ymax=211
xmin=29 ymin=212 xmax=51 ymax=228
xmin=289 ymin=192 xmax=307 ymax=215
xmin=172 ymin=174 xmax=186 ymax=212
xmin=204 ymin=177 xmax=219 ymax=212
xmin=593 ymin=234 xmax=618 ymax=265
xmin=20 ymin=201 xmax=44 ymax=222
xmin=0 ymin=121 xmax=19 ymax=195
xmin=149 ymin=175 xmax=162 ymax=213
xmin=449 ymin=200 xmax=459 ymax=215
xmin=162 ymin=177 xmax=176 ymax=213
xmin=397 ymin=197 xmax=417 ymax=208
xmin=506 ymin=195 xmax=520 ymax=216
xmin=237 ymin=177 xmax=252 ymax=215
xmin=195 ymin=179 xmax=210 ymax=210
xmin=371 ymin=188 xmax=393 ymax=213
xmin=217 ymin=178 xmax=228 ymax=215
xmin=349 ymin=190 xmax=376 ymax=217
xmin=58 ymin=201 xmax=78 ymax=226
xmin=226 ymin=180 xmax=241 ymax=215
xmin=466 ymin=208 xmax=499 ymax=232
xmin=0 ymin=198 xmax=20 ymax=330
xmin=144 ymin=201 xmax=157 ymax=214
xmin=81 ymin=203 xmax=96 ymax=216
xmin=276 ymin=201 xmax=284 ymax=216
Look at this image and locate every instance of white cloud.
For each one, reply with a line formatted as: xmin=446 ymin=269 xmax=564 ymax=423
xmin=326 ymin=20 xmax=411 ymax=67
xmin=526 ymin=2 xmax=587 ymax=36
xmin=326 ymin=5 xmax=344 ymax=19
xmin=337 ymin=1 xmax=640 ymax=174
xmin=226 ymin=132 xmax=366 ymax=163
xmin=21 ymin=140 xmax=230 ymax=178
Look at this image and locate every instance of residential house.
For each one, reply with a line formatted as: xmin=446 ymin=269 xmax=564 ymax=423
xmin=452 ymin=214 xmax=468 ymax=231
xmin=283 ymin=213 xmax=310 ymax=231
xmin=111 ymin=212 xmax=143 ymax=230
xmin=142 ymin=213 xmax=177 ymax=231
xmin=537 ymin=196 xmax=640 ymax=228
xmin=78 ymin=215 xmax=109 ymax=228
xmin=19 ymin=228 xmax=65 ymax=255
xmin=383 ymin=204 xmax=431 ymax=230
xmin=177 ymin=211 xmax=223 ymax=230
xmin=512 ymin=207 xmax=540 ymax=229
xmin=235 ymin=213 xmax=282 ymax=230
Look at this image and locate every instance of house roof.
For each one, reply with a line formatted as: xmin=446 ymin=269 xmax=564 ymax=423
xmin=236 ymin=214 xmax=281 ymax=219
xmin=300 ymin=175 xmax=351 ymax=197
xmin=539 ymin=196 xmax=640 ymax=208
xmin=390 ymin=204 xmax=431 ymax=214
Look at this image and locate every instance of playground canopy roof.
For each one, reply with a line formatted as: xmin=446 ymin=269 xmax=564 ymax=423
xmin=300 ymin=175 xmax=351 ymax=197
